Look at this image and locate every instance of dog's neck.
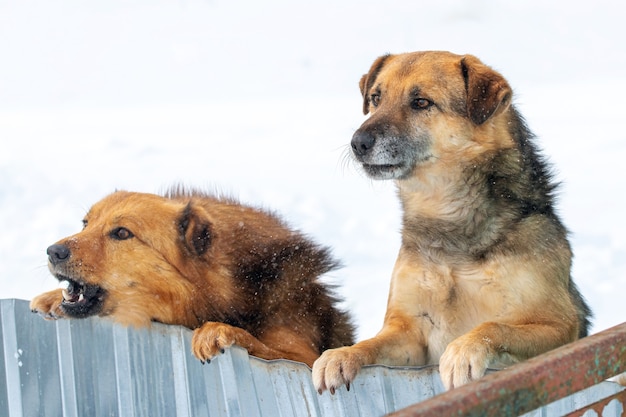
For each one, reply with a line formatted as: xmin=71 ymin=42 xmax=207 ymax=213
xmin=395 ymin=148 xmax=526 ymax=261
xmin=394 ymin=157 xmax=482 ymax=221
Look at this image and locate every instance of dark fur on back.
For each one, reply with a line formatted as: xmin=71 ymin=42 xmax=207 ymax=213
xmin=165 ymin=186 xmax=355 ymax=351
xmin=507 ymin=110 xmax=592 ymax=337
xmin=495 ymin=110 xmax=591 ymax=338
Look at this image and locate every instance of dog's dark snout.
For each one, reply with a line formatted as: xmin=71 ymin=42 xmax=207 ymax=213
xmin=351 ymin=131 xmax=376 ymax=157
xmin=47 ymin=244 xmax=70 ymax=265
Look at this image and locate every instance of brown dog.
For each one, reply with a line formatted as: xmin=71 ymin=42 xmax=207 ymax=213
xmin=312 ymin=51 xmax=591 ymax=392
xmin=30 ymin=188 xmax=355 ymax=366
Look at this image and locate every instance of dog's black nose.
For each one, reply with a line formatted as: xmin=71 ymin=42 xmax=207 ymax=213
xmin=351 ymin=131 xmax=375 ymax=157
xmin=47 ymin=244 xmax=70 ymax=265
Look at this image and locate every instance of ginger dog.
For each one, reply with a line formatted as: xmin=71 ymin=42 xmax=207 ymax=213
xmin=31 ymin=188 xmax=355 ymax=366
xmin=313 ymin=51 xmax=591 ymax=392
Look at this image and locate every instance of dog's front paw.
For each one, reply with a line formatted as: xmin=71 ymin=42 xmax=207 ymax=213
xmin=439 ymin=334 xmax=493 ymax=390
xmin=312 ymin=346 xmax=366 ymax=394
xmin=191 ymin=322 xmax=245 ymax=363
xmin=30 ymin=289 xmax=65 ymax=320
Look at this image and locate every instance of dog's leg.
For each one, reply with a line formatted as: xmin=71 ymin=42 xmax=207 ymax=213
xmin=439 ymin=320 xmax=577 ymax=390
xmin=313 ymin=257 xmax=430 ymax=393
xmin=30 ymin=288 xmax=65 ymax=319
xmin=312 ymin=313 xmax=426 ymax=394
xmin=191 ymin=322 xmax=319 ymax=366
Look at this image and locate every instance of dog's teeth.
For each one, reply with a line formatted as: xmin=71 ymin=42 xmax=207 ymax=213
xmin=59 ymin=280 xmax=70 ymax=290
xmin=62 ymin=289 xmax=70 ymax=301
xmin=78 ymin=293 xmax=84 ymax=302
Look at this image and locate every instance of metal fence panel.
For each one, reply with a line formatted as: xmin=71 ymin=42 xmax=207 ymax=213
xmin=1 ymin=299 xmax=623 ymax=417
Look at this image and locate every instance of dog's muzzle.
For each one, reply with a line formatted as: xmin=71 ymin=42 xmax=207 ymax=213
xmin=47 ymin=243 xmax=106 ymax=318
xmin=351 ymin=129 xmax=415 ymax=180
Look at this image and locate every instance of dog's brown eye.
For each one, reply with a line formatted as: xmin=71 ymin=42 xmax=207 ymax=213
xmin=370 ymin=94 xmax=381 ymax=107
xmin=110 ymin=227 xmax=134 ymax=240
xmin=411 ymin=98 xmax=433 ymax=110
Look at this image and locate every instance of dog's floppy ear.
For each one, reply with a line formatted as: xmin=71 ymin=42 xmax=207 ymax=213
xmin=461 ymin=55 xmax=512 ymax=125
xmin=178 ymin=203 xmax=212 ymax=256
xmin=359 ymin=54 xmax=391 ymax=115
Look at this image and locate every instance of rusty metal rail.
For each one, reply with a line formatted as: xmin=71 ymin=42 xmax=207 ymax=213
xmin=388 ymin=322 xmax=626 ymax=417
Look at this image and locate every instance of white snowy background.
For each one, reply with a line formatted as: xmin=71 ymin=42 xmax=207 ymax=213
xmin=1 ymin=0 xmax=625 ymax=340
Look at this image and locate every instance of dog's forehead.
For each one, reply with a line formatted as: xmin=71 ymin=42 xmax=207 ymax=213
xmin=85 ymin=191 xmax=178 ymax=224
xmin=377 ymin=52 xmax=464 ymax=92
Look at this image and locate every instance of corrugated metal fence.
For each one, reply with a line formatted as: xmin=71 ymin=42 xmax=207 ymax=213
xmin=1 ymin=299 xmax=624 ymax=417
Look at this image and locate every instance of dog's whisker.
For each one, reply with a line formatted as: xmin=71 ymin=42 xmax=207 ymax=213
xmin=336 ymin=144 xmax=356 ymax=175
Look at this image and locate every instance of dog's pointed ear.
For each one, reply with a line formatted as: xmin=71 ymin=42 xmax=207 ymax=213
xmin=178 ymin=203 xmax=212 ymax=256
xmin=359 ymin=54 xmax=391 ymax=115
xmin=461 ymin=55 xmax=512 ymax=125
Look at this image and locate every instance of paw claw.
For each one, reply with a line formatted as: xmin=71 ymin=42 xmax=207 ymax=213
xmin=311 ymin=346 xmax=365 ymax=394
xmin=439 ymin=335 xmax=492 ymax=390
xmin=192 ymin=322 xmax=246 ymax=364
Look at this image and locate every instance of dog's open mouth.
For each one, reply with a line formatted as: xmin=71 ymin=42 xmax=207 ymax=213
xmin=57 ymin=276 xmax=106 ymax=318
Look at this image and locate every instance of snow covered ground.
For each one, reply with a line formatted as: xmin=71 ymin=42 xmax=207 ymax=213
xmin=1 ymin=0 xmax=625 ymax=339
